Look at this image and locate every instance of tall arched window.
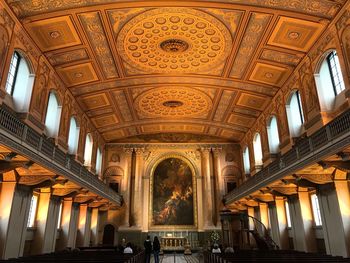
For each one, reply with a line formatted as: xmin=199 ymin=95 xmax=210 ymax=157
xmin=253 ymin=133 xmax=263 ymax=166
xmin=267 ymin=116 xmax=280 ymax=154
xmin=315 ymin=50 xmax=346 ymax=111
xmin=6 ymin=51 xmax=35 ymax=112
xmin=243 ymin=146 xmax=250 ymax=175
xmin=84 ymin=133 xmax=93 ymax=166
xmin=286 ymin=90 xmax=304 ymax=137
xmin=67 ymin=117 xmax=80 ymax=155
xmin=95 ymin=147 xmax=102 ymax=176
xmin=44 ymin=92 xmax=61 ymax=138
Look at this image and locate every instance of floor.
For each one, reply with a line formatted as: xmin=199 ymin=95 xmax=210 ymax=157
xmin=151 ymin=253 xmax=201 ymax=263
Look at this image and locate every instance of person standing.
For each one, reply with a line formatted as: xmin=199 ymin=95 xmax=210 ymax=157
xmin=153 ymin=236 xmax=160 ymax=263
xmin=144 ymin=235 xmax=152 ymax=263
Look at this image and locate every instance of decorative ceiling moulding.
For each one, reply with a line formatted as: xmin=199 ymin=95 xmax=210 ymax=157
xmin=47 ymin=48 xmax=90 ymax=66
xmin=56 ymin=62 xmax=99 ymax=86
xmin=267 ymin=16 xmax=326 ymax=52
xmin=69 ymin=76 xmax=278 ymax=97
xmin=7 ymin=0 xmax=344 ymax=19
xmin=78 ymin=11 xmax=119 ymax=79
xmin=24 ymin=16 xmax=82 ymax=52
xmin=230 ymin=12 xmax=272 ymax=79
xmin=116 ymin=7 xmax=232 ymax=75
xmin=260 ymin=48 xmax=303 ymax=66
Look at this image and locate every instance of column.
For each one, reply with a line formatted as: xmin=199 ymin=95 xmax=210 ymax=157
xmin=76 ymin=204 xmax=92 ymax=247
xmin=31 ymin=189 xmax=61 ymax=255
xmin=258 ymin=203 xmax=269 ymax=230
xmin=196 ymin=156 xmax=204 ymax=231
xmin=200 ymin=147 xmax=213 ymax=227
xmin=0 ymin=183 xmax=32 ymax=259
xmin=274 ymin=197 xmax=289 ymax=249
xmin=90 ymin=208 xmax=100 ymax=246
xmin=56 ymin=199 xmax=79 ymax=250
xmin=268 ymin=202 xmax=280 ymax=247
xmin=247 ymin=207 xmax=255 ymax=245
xmin=212 ymin=147 xmax=223 ymax=226
xmin=142 ymin=151 xmax=150 ymax=232
xmin=334 ymin=169 xmax=350 ymax=257
xmin=122 ymin=148 xmax=133 ymax=227
xmin=133 ymin=147 xmax=144 ymax=228
xmin=289 ymin=190 xmax=316 ymax=252
xmin=318 ymin=183 xmax=349 ymax=257
xmin=67 ymin=203 xmax=79 ymax=248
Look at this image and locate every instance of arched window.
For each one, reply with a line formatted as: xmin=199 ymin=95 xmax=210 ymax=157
xmin=253 ymin=133 xmax=263 ymax=166
xmin=67 ymin=117 xmax=80 ymax=155
xmin=84 ymin=133 xmax=93 ymax=166
xmin=44 ymin=92 xmax=61 ymax=138
xmin=243 ymin=146 xmax=250 ymax=175
xmin=267 ymin=116 xmax=280 ymax=154
xmin=315 ymin=50 xmax=346 ymax=111
xmin=5 ymin=51 xmax=35 ymax=112
xmin=286 ymin=90 xmax=304 ymax=137
xmin=95 ymin=147 xmax=102 ymax=176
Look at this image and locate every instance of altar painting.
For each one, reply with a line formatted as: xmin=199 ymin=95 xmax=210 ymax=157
xmin=152 ymin=157 xmax=194 ymax=225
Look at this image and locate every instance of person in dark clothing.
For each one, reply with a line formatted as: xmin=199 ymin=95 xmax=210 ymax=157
xmin=153 ymin=236 xmax=160 ymax=263
xmin=144 ymin=235 xmax=152 ymax=263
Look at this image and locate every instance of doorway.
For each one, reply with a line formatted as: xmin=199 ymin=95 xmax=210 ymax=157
xmin=102 ymin=224 xmax=115 ymax=246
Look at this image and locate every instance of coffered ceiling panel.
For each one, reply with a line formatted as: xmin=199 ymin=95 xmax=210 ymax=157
xmin=79 ymin=93 xmax=111 ymax=111
xmin=6 ymin=0 xmax=346 ymax=142
xmin=25 ymin=16 xmax=81 ymax=52
xmin=56 ymin=62 xmax=99 ymax=86
xmin=249 ymin=62 xmax=292 ymax=87
xmin=236 ymin=93 xmax=269 ymax=111
xmin=220 ymin=129 xmax=244 ymax=141
xmin=267 ymin=16 xmax=326 ymax=52
xmin=91 ymin=114 xmax=119 ymax=128
xmin=227 ymin=114 xmax=256 ymax=127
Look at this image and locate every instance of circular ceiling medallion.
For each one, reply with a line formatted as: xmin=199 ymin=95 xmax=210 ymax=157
xmin=117 ymin=8 xmax=232 ymax=73
xmin=134 ymin=87 xmax=212 ymax=118
xmin=160 ymin=39 xmax=189 ymax=53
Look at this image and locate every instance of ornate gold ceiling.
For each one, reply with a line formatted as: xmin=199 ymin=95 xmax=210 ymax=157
xmin=6 ymin=0 xmax=347 ymax=142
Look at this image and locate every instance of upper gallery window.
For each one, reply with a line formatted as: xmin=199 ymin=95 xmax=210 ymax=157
xmin=67 ymin=117 xmax=80 ymax=155
xmin=253 ymin=133 xmax=263 ymax=166
xmin=44 ymin=92 xmax=62 ymax=138
xmin=84 ymin=133 xmax=93 ymax=167
xmin=315 ymin=50 xmax=346 ymax=112
xmin=286 ymin=90 xmax=304 ymax=137
xmin=243 ymin=146 xmax=250 ymax=175
xmin=267 ymin=116 xmax=280 ymax=154
xmin=5 ymin=51 xmax=35 ymax=112
xmin=327 ymin=51 xmax=345 ymax=96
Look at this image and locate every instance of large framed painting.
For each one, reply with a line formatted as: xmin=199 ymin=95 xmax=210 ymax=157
xmin=150 ymin=155 xmax=197 ymax=228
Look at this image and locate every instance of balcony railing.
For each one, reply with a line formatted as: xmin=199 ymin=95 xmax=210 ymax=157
xmin=224 ymin=108 xmax=350 ymax=204
xmin=0 ymin=105 xmax=122 ymax=206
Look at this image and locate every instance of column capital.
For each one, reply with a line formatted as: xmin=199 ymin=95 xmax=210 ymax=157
xmin=200 ymin=147 xmax=211 ymax=154
xmin=134 ymin=147 xmax=145 ymax=156
xmin=123 ymin=147 xmax=133 ymax=155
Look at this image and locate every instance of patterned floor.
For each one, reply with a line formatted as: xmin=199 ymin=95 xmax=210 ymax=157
xmin=151 ymin=253 xmax=200 ymax=263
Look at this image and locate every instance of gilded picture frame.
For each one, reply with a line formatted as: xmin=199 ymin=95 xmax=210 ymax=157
xmin=149 ymin=154 xmax=198 ymax=230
